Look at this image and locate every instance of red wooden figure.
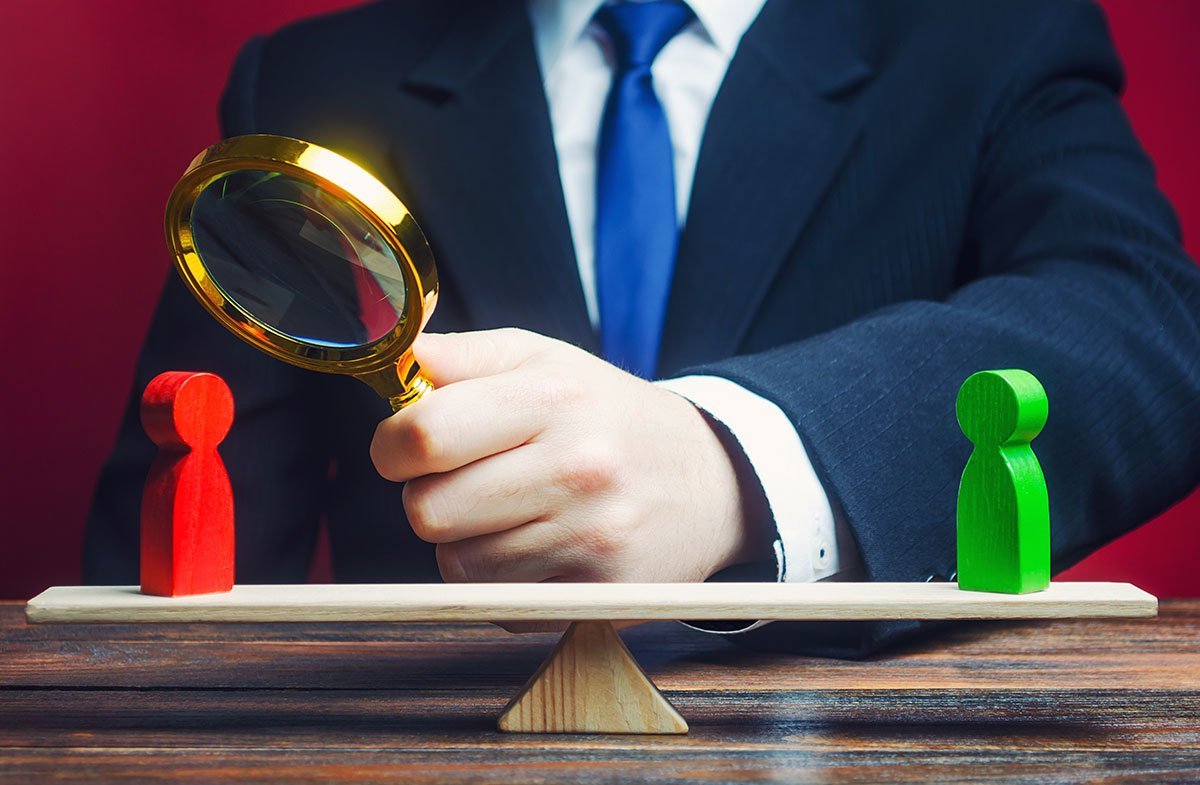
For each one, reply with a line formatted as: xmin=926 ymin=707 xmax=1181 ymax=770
xmin=139 ymin=372 xmax=235 ymax=597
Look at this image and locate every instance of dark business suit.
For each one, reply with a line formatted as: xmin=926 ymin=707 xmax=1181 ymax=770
xmin=85 ymin=0 xmax=1200 ymax=656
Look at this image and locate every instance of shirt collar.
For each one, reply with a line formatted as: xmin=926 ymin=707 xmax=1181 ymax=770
xmin=687 ymin=0 xmax=767 ymax=57
xmin=527 ymin=0 xmax=768 ymax=77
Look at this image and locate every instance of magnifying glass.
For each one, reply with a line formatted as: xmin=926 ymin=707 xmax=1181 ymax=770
xmin=164 ymin=134 xmax=438 ymax=412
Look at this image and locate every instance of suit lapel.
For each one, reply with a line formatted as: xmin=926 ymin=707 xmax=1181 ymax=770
xmin=658 ymin=0 xmax=873 ymax=375
xmin=387 ymin=1 xmax=596 ymax=351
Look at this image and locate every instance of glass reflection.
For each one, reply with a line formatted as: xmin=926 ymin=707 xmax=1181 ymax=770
xmin=191 ymin=170 xmax=408 ymax=348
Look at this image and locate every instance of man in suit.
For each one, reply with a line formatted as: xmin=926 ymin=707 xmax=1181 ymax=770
xmin=85 ymin=0 xmax=1200 ymax=656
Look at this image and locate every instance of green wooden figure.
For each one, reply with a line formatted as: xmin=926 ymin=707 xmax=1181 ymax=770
xmin=956 ymin=369 xmax=1050 ymax=594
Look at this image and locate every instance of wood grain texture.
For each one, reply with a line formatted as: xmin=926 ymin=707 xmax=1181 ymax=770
xmin=1 ymin=602 xmax=1198 ymax=783
xmin=956 ymin=369 xmax=1051 ymax=594
xmin=498 ymin=621 xmax=688 ymax=734
xmin=139 ymin=371 xmax=235 ymax=597
xmin=24 ymin=581 xmax=1156 ymax=624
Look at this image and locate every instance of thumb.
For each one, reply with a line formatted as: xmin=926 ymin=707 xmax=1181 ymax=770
xmin=413 ymin=328 xmax=555 ymax=386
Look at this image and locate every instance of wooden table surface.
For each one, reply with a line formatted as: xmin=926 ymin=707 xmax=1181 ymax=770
xmin=1 ymin=600 xmax=1198 ymax=783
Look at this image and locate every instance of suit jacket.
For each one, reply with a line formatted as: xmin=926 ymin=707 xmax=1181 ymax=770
xmin=85 ymin=0 xmax=1200 ymax=657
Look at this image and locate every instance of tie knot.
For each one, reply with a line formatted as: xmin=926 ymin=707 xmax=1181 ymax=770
xmin=594 ymin=1 xmax=694 ymax=70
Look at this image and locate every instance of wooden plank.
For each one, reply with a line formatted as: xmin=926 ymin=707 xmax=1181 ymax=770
xmin=25 ymin=581 xmax=1155 ymax=624
xmin=6 ymin=603 xmax=1196 ymax=647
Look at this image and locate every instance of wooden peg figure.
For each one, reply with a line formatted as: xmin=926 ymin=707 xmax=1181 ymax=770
xmin=956 ymin=369 xmax=1050 ymax=594
xmin=140 ymin=372 xmax=235 ymax=597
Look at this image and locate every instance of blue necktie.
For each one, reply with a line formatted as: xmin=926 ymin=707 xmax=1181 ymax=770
xmin=594 ymin=1 xmax=693 ymax=378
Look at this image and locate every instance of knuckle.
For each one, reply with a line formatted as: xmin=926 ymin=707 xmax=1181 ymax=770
xmin=574 ymin=518 xmax=630 ymax=564
xmin=403 ymin=480 xmax=451 ymax=543
xmin=600 ymin=501 xmax=640 ymax=555
xmin=586 ymin=526 xmax=624 ymax=560
xmin=558 ymin=443 xmax=621 ymax=496
xmin=404 ymin=413 xmax=446 ymax=467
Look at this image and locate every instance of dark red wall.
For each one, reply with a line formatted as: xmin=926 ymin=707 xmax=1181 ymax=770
xmin=0 ymin=1 xmax=1196 ymax=600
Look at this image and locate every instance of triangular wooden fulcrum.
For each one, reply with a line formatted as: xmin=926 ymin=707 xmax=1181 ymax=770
xmin=498 ymin=621 xmax=688 ymax=734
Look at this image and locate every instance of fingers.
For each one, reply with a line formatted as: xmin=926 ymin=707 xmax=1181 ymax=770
xmin=371 ymin=370 xmax=546 ymax=482
xmin=414 ymin=329 xmax=556 ymax=386
xmin=402 ymin=444 xmax=559 ymax=544
xmin=435 ymin=520 xmax=592 ymax=584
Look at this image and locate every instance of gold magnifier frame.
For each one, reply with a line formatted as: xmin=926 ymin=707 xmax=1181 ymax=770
xmin=165 ymin=135 xmax=438 ymax=411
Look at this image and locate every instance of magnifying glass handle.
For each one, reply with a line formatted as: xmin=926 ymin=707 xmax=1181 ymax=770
xmin=386 ymin=375 xmax=434 ymax=412
xmin=356 ymin=354 xmax=433 ymax=412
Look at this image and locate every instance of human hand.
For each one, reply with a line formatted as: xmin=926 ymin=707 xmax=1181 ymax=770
xmin=369 ymin=329 xmax=772 ymax=628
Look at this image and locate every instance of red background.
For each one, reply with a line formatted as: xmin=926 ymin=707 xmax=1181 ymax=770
xmin=0 ymin=1 xmax=1196 ymax=600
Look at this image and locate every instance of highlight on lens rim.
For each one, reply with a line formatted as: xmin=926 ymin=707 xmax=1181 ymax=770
xmin=190 ymin=168 xmax=409 ymax=349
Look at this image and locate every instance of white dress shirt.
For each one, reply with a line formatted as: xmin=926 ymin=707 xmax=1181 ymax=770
xmin=526 ymin=0 xmax=853 ymax=598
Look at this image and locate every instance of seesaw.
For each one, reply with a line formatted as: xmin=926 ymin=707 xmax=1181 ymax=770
xmin=26 ymin=581 xmax=1156 ymax=735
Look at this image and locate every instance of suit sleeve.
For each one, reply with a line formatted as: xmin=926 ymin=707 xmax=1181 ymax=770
xmin=83 ymin=37 xmax=332 ymax=584
xmin=685 ymin=2 xmax=1200 ymax=657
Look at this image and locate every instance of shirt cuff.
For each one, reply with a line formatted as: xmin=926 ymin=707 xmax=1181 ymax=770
xmin=655 ymin=374 xmax=858 ymax=634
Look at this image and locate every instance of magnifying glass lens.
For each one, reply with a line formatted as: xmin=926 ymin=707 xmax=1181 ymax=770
xmin=191 ymin=169 xmax=408 ymax=349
